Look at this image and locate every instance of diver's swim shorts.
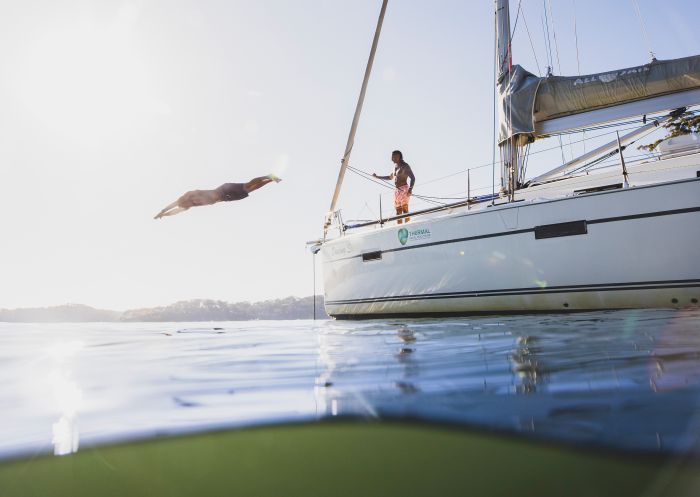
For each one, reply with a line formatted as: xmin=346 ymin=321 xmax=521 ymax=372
xmin=216 ymin=183 xmax=249 ymax=202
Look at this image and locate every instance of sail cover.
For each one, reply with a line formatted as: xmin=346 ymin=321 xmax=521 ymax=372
xmin=499 ymin=54 xmax=700 ymax=142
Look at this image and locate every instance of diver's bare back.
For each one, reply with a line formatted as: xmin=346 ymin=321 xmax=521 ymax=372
xmin=154 ymin=174 xmax=281 ymax=219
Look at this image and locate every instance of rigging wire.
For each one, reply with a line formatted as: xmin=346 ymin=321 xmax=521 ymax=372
xmin=569 ymin=148 xmax=654 ymax=176
xmin=557 ymin=135 xmax=567 ymax=164
xmin=631 ymin=0 xmax=656 ymax=61
xmin=546 ymin=0 xmax=563 ymax=75
xmin=521 ymin=7 xmax=542 ymax=76
xmin=509 ymin=0 xmax=524 ymax=44
xmin=333 ymin=3 xmax=696 ymax=227
xmin=406 ymin=114 xmax=686 ymax=190
xmin=545 ymin=0 xmax=574 ymax=163
xmin=521 ymin=142 xmax=531 ymax=182
xmin=346 ymin=165 xmax=446 ymax=206
xmin=491 ymin=4 xmax=498 ymax=203
xmin=541 ymin=2 xmax=553 ymax=74
xmin=506 ymin=0 xmax=517 ymax=201
xmin=572 ymin=0 xmax=587 ymax=154
xmin=354 ymin=201 xmax=376 ymax=221
xmin=572 ymin=0 xmax=582 ymax=76
xmin=347 ymin=164 xmax=489 ymax=203
xmin=555 ymin=119 xmax=669 ymax=178
xmin=342 ymin=102 xmax=698 ymax=212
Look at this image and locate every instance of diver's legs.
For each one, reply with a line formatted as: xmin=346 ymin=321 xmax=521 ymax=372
xmin=156 ymin=206 xmax=189 ymax=218
xmin=154 ymin=200 xmax=180 ymax=219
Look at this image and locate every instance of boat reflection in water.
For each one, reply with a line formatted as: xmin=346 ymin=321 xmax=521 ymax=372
xmin=314 ymin=310 xmax=700 ymax=454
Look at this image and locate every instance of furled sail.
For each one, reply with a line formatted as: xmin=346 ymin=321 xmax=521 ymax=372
xmin=499 ymin=55 xmax=700 ymax=142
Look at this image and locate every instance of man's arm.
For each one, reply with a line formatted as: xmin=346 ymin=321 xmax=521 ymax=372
xmin=407 ymin=167 xmax=416 ymax=193
xmin=372 ymin=172 xmax=394 ymax=181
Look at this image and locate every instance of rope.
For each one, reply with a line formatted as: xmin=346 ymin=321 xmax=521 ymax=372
xmin=346 ymin=166 xmax=446 ymax=206
xmin=631 ymin=0 xmax=656 ymax=61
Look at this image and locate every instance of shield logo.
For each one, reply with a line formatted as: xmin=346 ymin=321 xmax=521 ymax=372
xmin=398 ymin=228 xmax=408 ymax=245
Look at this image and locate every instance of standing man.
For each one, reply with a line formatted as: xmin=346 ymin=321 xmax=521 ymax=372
xmin=373 ymin=150 xmax=416 ymax=224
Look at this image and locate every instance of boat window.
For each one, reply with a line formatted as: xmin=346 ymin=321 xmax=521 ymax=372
xmin=362 ymin=251 xmax=382 ymax=262
xmin=573 ymin=183 xmax=623 ymax=195
xmin=535 ymin=220 xmax=588 ymax=240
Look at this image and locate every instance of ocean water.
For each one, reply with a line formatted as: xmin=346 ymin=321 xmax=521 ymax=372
xmin=1 ymin=308 xmax=700 ymax=460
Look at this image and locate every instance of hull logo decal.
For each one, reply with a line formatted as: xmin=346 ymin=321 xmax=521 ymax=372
xmin=398 ymin=227 xmax=432 ymax=245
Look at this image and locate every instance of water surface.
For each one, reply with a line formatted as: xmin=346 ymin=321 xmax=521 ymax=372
xmin=1 ymin=309 xmax=699 ymax=459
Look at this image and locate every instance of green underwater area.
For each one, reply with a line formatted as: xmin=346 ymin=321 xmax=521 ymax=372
xmin=1 ymin=420 xmax=699 ymax=497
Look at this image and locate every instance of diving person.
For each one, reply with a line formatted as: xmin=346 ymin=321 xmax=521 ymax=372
xmin=154 ymin=174 xmax=281 ymax=219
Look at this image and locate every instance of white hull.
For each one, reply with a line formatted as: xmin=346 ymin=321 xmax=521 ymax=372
xmin=321 ymin=155 xmax=700 ymax=318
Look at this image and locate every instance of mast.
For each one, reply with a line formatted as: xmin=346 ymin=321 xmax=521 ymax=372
xmin=495 ymin=0 xmax=511 ymax=80
xmin=495 ymin=0 xmax=520 ymax=199
xmin=324 ymin=0 xmax=389 ymax=237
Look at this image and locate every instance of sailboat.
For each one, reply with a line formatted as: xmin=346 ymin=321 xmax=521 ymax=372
xmin=313 ymin=0 xmax=700 ymax=319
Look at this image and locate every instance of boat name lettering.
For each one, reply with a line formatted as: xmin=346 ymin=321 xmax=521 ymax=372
xmin=573 ymin=66 xmax=649 ymax=86
xmin=331 ymin=244 xmax=351 ymax=256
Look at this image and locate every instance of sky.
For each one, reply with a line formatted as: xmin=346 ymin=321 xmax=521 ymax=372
xmin=0 ymin=0 xmax=698 ymax=310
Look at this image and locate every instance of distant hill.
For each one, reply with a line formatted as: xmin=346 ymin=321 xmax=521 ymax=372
xmin=0 ymin=296 xmax=328 ymax=322
xmin=0 ymin=303 xmax=121 ymax=323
